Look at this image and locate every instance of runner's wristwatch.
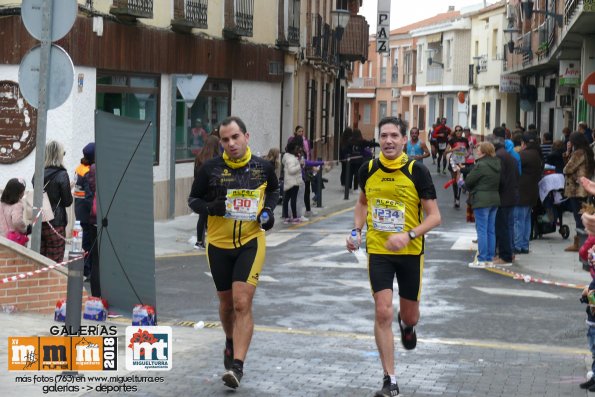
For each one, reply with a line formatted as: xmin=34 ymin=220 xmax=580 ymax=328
xmin=407 ymin=230 xmax=417 ymax=240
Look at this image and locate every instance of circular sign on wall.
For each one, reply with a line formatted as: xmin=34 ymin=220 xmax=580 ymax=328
xmin=457 ymin=91 xmax=465 ymax=104
xmin=0 ymin=81 xmax=38 ymax=163
xmin=582 ymin=72 xmax=595 ymax=107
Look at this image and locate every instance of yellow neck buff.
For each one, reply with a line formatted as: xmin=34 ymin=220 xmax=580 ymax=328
xmin=379 ymin=151 xmax=409 ymax=170
xmin=223 ymin=146 xmax=252 ymax=169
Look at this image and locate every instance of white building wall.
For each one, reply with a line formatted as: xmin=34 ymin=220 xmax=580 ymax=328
xmin=0 ymin=64 xmax=96 ymax=185
xmin=231 ymin=80 xmax=282 ymax=156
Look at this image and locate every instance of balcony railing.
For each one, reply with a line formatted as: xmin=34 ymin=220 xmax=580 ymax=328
xmin=306 ymin=12 xmax=323 ymax=59
xmin=288 ymin=25 xmax=300 ymax=46
xmin=338 ymin=15 xmax=369 ymax=63
xmin=110 ymin=0 xmax=153 ymax=19
xmin=427 ymin=66 xmax=443 ymax=85
xmin=223 ymin=0 xmax=254 ymax=38
xmin=172 ymin=0 xmax=208 ymax=31
xmin=564 ymin=0 xmax=580 ymax=25
xmin=349 ymin=77 xmax=376 ymax=88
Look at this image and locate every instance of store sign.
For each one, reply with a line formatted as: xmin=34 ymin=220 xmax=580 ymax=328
xmin=499 ymin=74 xmax=520 ymax=93
xmin=377 ymin=0 xmax=390 ymax=53
xmin=559 ymin=60 xmax=581 ymax=87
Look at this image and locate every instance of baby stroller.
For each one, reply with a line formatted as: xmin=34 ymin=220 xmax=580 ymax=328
xmin=533 ymin=171 xmax=570 ymax=239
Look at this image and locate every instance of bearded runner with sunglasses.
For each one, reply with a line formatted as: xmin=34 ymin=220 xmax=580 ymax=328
xmin=346 ymin=117 xmax=441 ymax=397
xmin=188 ymin=116 xmax=279 ymax=390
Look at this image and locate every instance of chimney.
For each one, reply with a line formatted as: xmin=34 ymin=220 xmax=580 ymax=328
xmin=448 ymin=6 xmax=455 ymax=12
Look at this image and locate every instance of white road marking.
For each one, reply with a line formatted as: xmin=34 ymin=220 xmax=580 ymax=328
xmin=204 ymin=272 xmax=279 ymax=282
xmin=266 ymin=233 xmax=300 ymax=247
xmin=451 ymin=236 xmax=478 ymax=251
xmin=336 ymin=280 xmax=370 ymax=289
xmin=312 ymin=234 xmax=349 ymax=246
xmin=288 ymin=250 xmax=365 ymax=269
xmin=471 ymin=287 xmax=561 ymax=299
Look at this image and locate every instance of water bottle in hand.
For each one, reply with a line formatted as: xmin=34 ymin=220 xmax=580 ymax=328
xmin=349 ymin=229 xmax=360 ymax=250
xmin=71 ymin=220 xmax=83 ymax=253
xmin=260 ymin=211 xmax=269 ymax=227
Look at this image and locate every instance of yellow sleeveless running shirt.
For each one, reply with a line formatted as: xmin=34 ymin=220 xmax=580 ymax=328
xmin=363 ymin=156 xmax=426 ymax=255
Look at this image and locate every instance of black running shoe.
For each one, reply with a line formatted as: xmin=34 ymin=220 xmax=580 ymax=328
xmin=374 ymin=375 xmax=400 ymax=396
xmin=222 ymin=366 xmax=243 ymax=389
xmin=580 ymin=377 xmax=595 ymax=389
xmin=223 ymin=346 xmax=233 ymax=370
xmin=397 ymin=311 xmax=417 ymax=350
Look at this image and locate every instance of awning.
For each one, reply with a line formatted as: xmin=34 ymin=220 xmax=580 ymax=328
xmin=426 ymin=33 xmax=442 ymax=44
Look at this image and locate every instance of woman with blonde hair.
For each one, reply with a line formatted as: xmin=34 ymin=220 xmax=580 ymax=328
xmin=34 ymin=140 xmax=73 ymax=261
xmin=193 ymin=135 xmax=221 ymax=249
xmin=464 ymin=142 xmax=501 ymax=268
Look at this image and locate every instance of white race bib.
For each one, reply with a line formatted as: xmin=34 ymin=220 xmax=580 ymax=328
xmin=438 ymin=142 xmax=447 ymax=150
xmin=372 ymin=198 xmax=405 ymax=232
xmin=225 ymin=189 xmax=260 ymax=221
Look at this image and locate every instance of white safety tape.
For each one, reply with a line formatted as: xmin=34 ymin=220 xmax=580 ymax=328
xmin=1 ymin=254 xmax=84 ymax=284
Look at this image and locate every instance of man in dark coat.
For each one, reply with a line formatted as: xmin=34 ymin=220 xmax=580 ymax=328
xmin=514 ymin=132 xmax=543 ymax=253
xmin=491 ymin=127 xmax=519 ymax=265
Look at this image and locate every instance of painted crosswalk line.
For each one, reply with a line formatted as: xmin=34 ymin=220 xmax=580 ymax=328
xmin=471 ymin=286 xmax=561 ymax=299
xmin=204 ymin=272 xmax=279 ymax=282
xmin=451 ymin=236 xmax=478 ymax=251
xmin=266 ymin=232 xmax=300 ymax=247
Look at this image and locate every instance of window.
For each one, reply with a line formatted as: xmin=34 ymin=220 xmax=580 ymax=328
xmin=368 ymin=61 xmax=373 ymax=78
xmin=378 ymin=101 xmax=387 ymax=120
xmin=404 ymin=50 xmax=413 ymax=85
xmin=363 ymin=104 xmax=371 ymax=124
xmin=471 ymin=105 xmax=478 ymax=129
xmin=391 ymin=48 xmax=398 ymax=83
xmin=417 ymin=44 xmax=423 ymax=73
xmin=391 ymin=101 xmax=398 ymax=117
xmin=445 ymin=40 xmax=451 ymax=69
xmin=96 ymin=72 xmax=160 ymax=164
xmin=380 ymin=54 xmax=387 ymax=84
xmin=492 ymin=28 xmax=498 ymax=59
xmin=174 ymin=79 xmax=230 ymax=162
xmin=485 ymin=102 xmax=491 ymax=129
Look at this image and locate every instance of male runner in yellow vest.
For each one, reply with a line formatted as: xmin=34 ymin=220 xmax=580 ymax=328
xmin=346 ymin=116 xmax=441 ymax=397
xmin=188 ymin=116 xmax=279 ymax=390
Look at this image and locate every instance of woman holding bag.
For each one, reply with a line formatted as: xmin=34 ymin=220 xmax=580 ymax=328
xmin=0 ymin=178 xmax=30 ymax=245
xmin=33 ymin=141 xmax=73 ymax=262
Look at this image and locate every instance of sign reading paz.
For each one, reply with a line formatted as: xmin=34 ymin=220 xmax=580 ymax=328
xmin=377 ymin=0 xmax=391 ymax=53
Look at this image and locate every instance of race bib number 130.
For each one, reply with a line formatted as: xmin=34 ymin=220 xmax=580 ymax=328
xmin=372 ymin=198 xmax=405 ymax=232
xmin=225 ymin=189 xmax=260 ymax=221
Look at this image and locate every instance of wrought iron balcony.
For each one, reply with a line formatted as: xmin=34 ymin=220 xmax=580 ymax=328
xmin=172 ymin=0 xmax=208 ymax=31
xmin=223 ymin=0 xmax=254 ymax=39
xmin=287 ymin=26 xmax=300 ymax=46
xmin=110 ymin=0 xmax=153 ymax=20
xmin=306 ymin=12 xmax=323 ymax=60
xmin=338 ymin=15 xmax=369 ymax=63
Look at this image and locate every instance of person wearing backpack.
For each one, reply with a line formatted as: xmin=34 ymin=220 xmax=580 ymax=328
xmin=74 ymin=142 xmax=95 ymax=278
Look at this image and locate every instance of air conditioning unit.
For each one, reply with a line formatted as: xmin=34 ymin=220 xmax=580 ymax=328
xmin=556 ymin=94 xmax=572 ymax=108
xmin=391 ymin=88 xmax=400 ymax=98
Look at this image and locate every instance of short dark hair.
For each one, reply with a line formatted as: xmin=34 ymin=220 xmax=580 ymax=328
xmin=493 ymin=126 xmax=506 ymax=138
xmin=1 ymin=178 xmax=25 ymax=205
xmin=543 ymin=132 xmax=553 ymax=142
xmin=378 ymin=116 xmax=406 ymax=136
xmin=220 ymin=116 xmax=247 ymax=134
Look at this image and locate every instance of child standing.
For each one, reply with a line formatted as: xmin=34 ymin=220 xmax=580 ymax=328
xmin=580 ymin=249 xmax=595 ymax=391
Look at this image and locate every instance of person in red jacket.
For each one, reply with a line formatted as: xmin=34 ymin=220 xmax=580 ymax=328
xmin=432 ymin=117 xmax=451 ymax=174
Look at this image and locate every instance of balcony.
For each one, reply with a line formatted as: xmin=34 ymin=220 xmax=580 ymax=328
xmin=349 ymin=77 xmax=376 ymax=88
xmin=306 ymin=13 xmax=323 ymax=60
xmin=223 ymin=0 xmax=254 ymax=39
xmin=171 ymin=0 xmax=208 ymax=32
xmin=427 ymin=66 xmax=443 ymax=85
xmin=110 ymin=0 xmax=153 ymax=20
xmin=338 ymin=15 xmax=369 ymax=63
xmin=564 ymin=0 xmax=580 ymax=25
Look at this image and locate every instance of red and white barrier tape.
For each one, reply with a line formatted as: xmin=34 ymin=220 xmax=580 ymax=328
xmin=488 ymin=265 xmax=586 ymax=290
xmin=1 ymin=254 xmax=84 ymax=284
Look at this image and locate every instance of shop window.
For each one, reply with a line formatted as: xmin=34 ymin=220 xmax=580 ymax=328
xmin=175 ymin=79 xmax=230 ymax=162
xmin=96 ymin=73 xmax=160 ymax=164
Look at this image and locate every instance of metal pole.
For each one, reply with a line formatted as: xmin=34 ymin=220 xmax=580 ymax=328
xmin=30 ymin=0 xmax=54 ymax=253
xmin=316 ymin=157 xmax=322 ymax=208
xmin=64 ymin=255 xmax=84 ymax=335
xmin=168 ymin=76 xmax=177 ymax=219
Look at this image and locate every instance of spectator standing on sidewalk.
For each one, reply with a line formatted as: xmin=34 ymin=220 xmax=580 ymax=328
xmin=86 ymin=163 xmax=101 ymax=298
xmin=491 ymin=128 xmax=519 ymax=266
xmin=514 ymin=132 xmax=542 ymax=254
xmin=193 ymin=135 xmax=221 ymax=249
xmin=281 ymin=139 xmax=303 ymax=224
xmin=581 ymin=177 xmax=595 ymax=236
xmin=73 ymin=143 xmax=94 ymax=279
xmin=0 ymin=178 xmax=30 ymax=245
xmin=563 ymin=132 xmax=595 ymax=251
xmin=188 ymin=116 xmax=279 ymax=390
xmin=33 ymin=141 xmax=73 ymax=263
xmin=346 ymin=116 xmax=441 ymax=397
xmin=464 ymin=142 xmax=501 ymax=268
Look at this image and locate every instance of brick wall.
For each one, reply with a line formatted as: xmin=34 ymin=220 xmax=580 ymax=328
xmin=0 ymin=237 xmax=88 ymax=314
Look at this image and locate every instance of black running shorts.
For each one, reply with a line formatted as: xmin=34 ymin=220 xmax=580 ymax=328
xmin=368 ymin=254 xmax=424 ymax=301
xmin=206 ymin=234 xmax=266 ymax=291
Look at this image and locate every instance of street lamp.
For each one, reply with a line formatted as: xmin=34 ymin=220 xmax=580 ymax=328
xmin=331 ymin=9 xmax=350 ymax=41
